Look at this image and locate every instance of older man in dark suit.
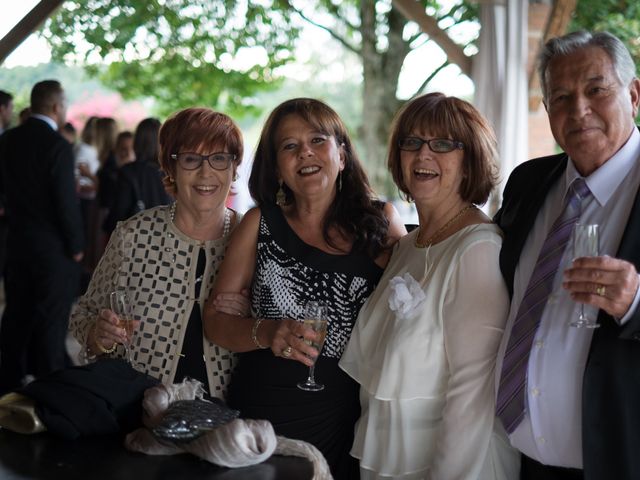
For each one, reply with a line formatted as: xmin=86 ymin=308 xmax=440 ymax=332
xmin=0 ymin=80 xmax=84 ymax=394
xmin=495 ymin=31 xmax=640 ymax=480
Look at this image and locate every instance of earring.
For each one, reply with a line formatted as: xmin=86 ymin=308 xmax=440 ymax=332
xmin=276 ymin=179 xmax=286 ymax=207
xmin=168 ymin=176 xmax=175 ymax=183
xmin=233 ymin=172 xmax=238 ymax=182
xmin=338 ymin=171 xmax=343 ymax=192
xmin=400 ymin=186 xmax=413 ymax=203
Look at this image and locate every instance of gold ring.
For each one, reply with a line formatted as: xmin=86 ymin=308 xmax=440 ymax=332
xmin=282 ymin=346 xmax=293 ymax=358
xmin=596 ymin=284 xmax=606 ymax=297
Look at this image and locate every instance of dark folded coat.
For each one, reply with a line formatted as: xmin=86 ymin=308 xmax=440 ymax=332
xmin=19 ymin=359 xmax=159 ymax=440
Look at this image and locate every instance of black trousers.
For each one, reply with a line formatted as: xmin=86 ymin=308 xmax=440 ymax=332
xmin=0 ymin=253 xmax=80 ymax=394
xmin=521 ymin=454 xmax=584 ymax=480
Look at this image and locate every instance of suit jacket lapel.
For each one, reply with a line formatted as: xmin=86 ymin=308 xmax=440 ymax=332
xmin=499 ymin=154 xmax=568 ymax=296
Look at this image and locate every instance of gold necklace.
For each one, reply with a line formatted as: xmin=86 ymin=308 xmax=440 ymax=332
xmin=414 ymin=205 xmax=475 ymax=248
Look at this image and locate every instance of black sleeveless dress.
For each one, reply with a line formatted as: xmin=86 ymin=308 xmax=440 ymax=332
xmin=227 ymin=204 xmax=383 ymax=479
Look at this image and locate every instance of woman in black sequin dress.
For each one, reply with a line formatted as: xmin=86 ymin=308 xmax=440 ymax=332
xmin=204 ymin=98 xmax=406 ymax=478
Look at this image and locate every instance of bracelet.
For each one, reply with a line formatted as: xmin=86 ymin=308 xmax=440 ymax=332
xmin=96 ymin=341 xmax=117 ymax=354
xmin=251 ymin=318 xmax=269 ymax=350
xmin=91 ymin=323 xmax=117 ymax=354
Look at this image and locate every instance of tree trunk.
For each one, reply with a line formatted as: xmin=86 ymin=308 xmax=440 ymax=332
xmin=359 ymin=1 xmax=409 ymax=198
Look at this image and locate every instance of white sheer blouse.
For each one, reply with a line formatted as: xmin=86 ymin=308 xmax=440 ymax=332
xmin=340 ymin=224 xmax=520 ymax=479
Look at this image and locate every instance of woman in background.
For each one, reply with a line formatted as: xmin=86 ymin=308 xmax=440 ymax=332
xmin=114 ymin=131 xmax=135 ymax=168
xmin=204 ymin=98 xmax=405 ymax=478
xmin=90 ymin=117 xmax=120 ymax=262
xmin=74 ymin=116 xmax=101 ymax=272
xmin=104 ymin=118 xmax=171 ymax=234
xmin=340 ymin=92 xmax=519 ymax=479
xmin=95 ymin=117 xmax=119 ymax=212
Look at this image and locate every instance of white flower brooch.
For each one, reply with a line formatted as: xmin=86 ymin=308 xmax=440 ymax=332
xmin=388 ymin=272 xmax=426 ymax=321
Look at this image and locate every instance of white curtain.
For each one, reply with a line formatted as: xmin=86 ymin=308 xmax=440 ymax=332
xmin=472 ymin=0 xmax=528 ymax=213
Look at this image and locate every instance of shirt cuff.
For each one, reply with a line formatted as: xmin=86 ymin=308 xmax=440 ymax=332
xmin=617 ymin=273 xmax=640 ymax=325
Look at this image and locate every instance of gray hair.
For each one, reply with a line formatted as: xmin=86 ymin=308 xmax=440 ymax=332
xmin=538 ymin=31 xmax=637 ymax=103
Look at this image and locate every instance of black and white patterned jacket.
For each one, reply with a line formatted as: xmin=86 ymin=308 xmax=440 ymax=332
xmin=70 ymin=205 xmax=239 ymax=399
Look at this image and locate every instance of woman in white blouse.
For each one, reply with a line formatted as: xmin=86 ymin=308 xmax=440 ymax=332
xmin=340 ymin=92 xmax=519 ymax=479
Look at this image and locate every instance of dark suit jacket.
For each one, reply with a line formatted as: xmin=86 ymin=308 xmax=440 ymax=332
xmin=0 ymin=117 xmax=83 ymax=261
xmin=494 ymin=149 xmax=640 ymax=479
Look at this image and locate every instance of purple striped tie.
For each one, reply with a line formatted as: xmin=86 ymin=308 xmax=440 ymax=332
xmin=496 ymin=178 xmax=591 ymax=434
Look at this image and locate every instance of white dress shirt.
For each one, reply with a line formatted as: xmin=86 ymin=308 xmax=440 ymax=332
xmin=495 ymin=127 xmax=640 ymax=468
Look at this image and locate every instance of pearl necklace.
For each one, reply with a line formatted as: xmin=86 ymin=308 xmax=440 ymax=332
xmin=169 ymin=202 xmax=231 ymax=240
xmin=415 ymin=205 xmax=475 ymax=248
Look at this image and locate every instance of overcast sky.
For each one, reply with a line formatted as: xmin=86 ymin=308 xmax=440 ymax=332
xmin=1 ymin=1 xmax=52 ymax=67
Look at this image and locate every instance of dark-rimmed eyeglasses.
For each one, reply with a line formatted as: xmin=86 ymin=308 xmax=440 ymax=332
xmin=398 ymin=137 xmax=464 ymax=153
xmin=170 ymin=152 xmax=236 ymax=171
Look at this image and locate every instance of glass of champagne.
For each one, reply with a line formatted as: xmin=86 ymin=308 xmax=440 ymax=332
xmin=297 ymin=301 xmax=329 ymax=392
xmin=109 ymin=289 xmax=136 ymax=363
xmin=570 ymin=223 xmax=600 ymax=329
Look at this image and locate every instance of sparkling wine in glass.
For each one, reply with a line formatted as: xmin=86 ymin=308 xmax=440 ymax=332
xmin=109 ymin=290 xmax=136 ymax=363
xmin=297 ymin=301 xmax=329 ymax=392
xmin=570 ymin=223 xmax=600 ymax=329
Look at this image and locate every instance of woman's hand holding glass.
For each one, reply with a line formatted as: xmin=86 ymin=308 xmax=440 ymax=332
xmin=91 ymin=306 xmax=140 ymax=357
xmin=267 ymin=318 xmax=321 ymax=367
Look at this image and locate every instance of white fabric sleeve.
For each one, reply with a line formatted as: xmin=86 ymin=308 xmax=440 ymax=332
xmin=74 ymin=143 xmax=100 ymax=174
xmin=430 ymin=238 xmax=510 ymax=480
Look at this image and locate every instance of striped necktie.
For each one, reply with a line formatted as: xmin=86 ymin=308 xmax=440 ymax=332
xmin=496 ymin=178 xmax=591 ymax=434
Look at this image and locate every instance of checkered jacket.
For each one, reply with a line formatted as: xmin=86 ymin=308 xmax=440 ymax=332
xmin=69 ymin=205 xmax=238 ymax=399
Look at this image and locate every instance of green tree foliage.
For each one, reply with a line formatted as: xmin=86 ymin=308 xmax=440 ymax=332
xmin=571 ymin=1 xmax=640 ymax=74
xmin=45 ymin=0 xmax=301 ymax=117
xmin=44 ymin=1 xmax=478 ymax=195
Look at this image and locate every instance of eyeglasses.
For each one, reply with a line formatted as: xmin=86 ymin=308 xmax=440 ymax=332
xmin=170 ymin=152 xmax=236 ymax=171
xmin=398 ymin=137 xmax=464 ymax=153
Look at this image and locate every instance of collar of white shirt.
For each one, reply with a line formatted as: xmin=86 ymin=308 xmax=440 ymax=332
xmin=30 ymin=114 xmax=58 ymax=131
xmin=564 ymin=127 xmax=640 ymax=208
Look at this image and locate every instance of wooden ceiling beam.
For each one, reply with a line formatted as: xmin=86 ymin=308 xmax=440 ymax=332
xmin=0 ymin=0 xmax=64 ymax=66
xmin=392 ymin=0 xmax=472 ymax=76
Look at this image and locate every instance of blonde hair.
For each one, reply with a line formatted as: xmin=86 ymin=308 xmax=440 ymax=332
xmin=94 ymin=117 xmax=118 ymax=165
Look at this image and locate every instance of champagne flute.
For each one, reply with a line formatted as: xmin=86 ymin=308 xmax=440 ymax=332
xmin=570 ymin=223 xmax=600 ymax=328
xmin=297 ymin=301 xmax=329 ymax=392
xmin=109 ymin=289 xmax=136 ymax=363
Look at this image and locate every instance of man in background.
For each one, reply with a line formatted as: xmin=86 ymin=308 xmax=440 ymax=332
xmin=0 ymin=91 xmax=14 ymax=279
xmin=0 ymin=80 xmax=84 ymax=394
xmin=0 ymin=91 xmax=12 ymax=135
